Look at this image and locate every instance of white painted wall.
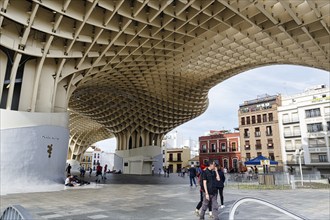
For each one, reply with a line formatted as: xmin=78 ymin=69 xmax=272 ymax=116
xmin=116 ymin=145 xmax=162 ymax=174
xmin=0 ymin=110 xmax=69 ymax=195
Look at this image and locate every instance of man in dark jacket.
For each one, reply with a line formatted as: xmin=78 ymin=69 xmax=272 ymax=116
xmin=214 ymin=164 xmax=226 ymax=208
xmin=199 ymin=159 xmax=220 ymax=220
xmin=188 ymin=165 xmax=197 ymax=187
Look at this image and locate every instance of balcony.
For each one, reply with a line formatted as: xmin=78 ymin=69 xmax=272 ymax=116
xmin=307 ymin=128 xmax=323 ymax=133
xmin=284 ymin=131 xmax=301 ymax=138
xmin=244 ymin=134 xmax=250 ymax=138
xmin=285 ymin=146 xmax=296 ymax=152
xmin=245 ymin=145 xmax=250 ymax=150
xmin=255 ymin=144 xmax=262 ymax=150
xmin=254 ymin=132 xmax=261 ymax=137
xmin=282 ymin=117 xmax=299 ymax=124
xmin=267 ymin=143 xmax=274 ymax=149
xmin=310 ymin=158 xmax=328 ymax=163
xmin=168 ymin=159 xmax=182 ymax=162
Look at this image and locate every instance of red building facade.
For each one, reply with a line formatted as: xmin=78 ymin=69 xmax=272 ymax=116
xmin=199 ymin=131 xmax=241 ymax=172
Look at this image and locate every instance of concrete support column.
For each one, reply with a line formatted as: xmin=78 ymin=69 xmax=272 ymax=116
xmin=6 ymin=53 xmax=22 ymax=109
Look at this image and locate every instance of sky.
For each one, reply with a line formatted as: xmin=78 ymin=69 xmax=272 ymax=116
xmin=95 ymin=64 xmax=329 ymax=151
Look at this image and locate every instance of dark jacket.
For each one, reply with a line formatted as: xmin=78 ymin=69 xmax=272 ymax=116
xmin=189 ymin=167 xmax=197 ymax=177
xmin=214 ymin=170 xmax=226 ymax=188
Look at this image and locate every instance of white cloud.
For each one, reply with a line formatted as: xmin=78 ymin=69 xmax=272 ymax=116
xmin=173 ymin=65 xmax=329 ymax=141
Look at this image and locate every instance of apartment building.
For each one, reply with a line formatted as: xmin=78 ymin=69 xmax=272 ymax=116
xmin=278 ymin=85 xmax=330 ymax=173
xmin=199 ymin=130 xmax=241 ymax=172
xmin=238 ymin=94 xmax=283 ymax=168
xmin=164 ymin=147 xmax=191 ymax=173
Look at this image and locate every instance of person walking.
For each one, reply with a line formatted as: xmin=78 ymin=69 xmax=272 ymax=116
xmin=188 ymin=165 xmax=197 ymax=187
xmin=199 ymin=159 xmax=220 ymax=220
xmin=102 ymin=164 xmax=108 ymax=180
xmin=151 ymin=164 xmax=155 ymax=176
xmin=89 ymin=167 xmax=93 ymax=177
xmin=195 ymin=164 xmax=212 ymax=217
xmin=215 ymin=165 xmax=226 ymax=209
xmin=66 ymin=164 xmax=71 ymax=175
xmin=96 ymin=163 xmax=102 ymax=183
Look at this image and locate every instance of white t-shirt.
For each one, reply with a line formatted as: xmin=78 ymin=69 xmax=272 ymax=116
xmin=65 ymin=177 xmax=70 ymax=185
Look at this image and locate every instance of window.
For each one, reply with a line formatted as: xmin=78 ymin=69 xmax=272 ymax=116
xmin=221 ymin=143 xmax=226 ymax=152
xmin=305 ymin=108 xmax=321 ymax=118
xmin=231 ymin=142 xmax=237 ymax=151
xmin=307 ymin=123 xmax=323 ymax=132
xmin=309 ymin=138 xmax=326 ymax=147
xmin=293 ymin=126 xmax=301 ymax=135
xmin=255 ymin=127 xmax=260 ymax=137
xmin=263 ymin=114 xmax=267 ymax=122
xmin=266 ymin=126 xmax=272 ymax=136
xmin=327 ymin=121 xmax=330 ymax=131
xmin=295 ymin=139 xmax=302 ymax=149
xmin=252 ymin=116 xmax=256 ymax=124
xmin=257 ymin=115 xmax=261 ymax=123
xmin=269 ymin=153 xmax=275 ymax=160
xmin=244 ymin=128 xmax=249 ymax=138
xmin=256 ymin=140 xmax=261 ymax=149
xmin=233 ymin=158 xmax=238 ymax=171
xmin=97 ymin=154 xmax=100 ymax=159
xmin=319 ymin=155 xmax=328 ymax=162
xmin=246 ymin=153 xmax=251 ymax=161
xmin=211 ymin=143 xmax=216 ymax=152
xmin=267 ymin=139 xmax=273 ymax=148
xmin=241 ymin=117 xmax=245 ymax=125
xmin=163 ymin=150 xmax=165 ymax=154
xmin=257 ymin=152 xmax=262 ymax=157
xmin=177 ymin=153 xmax=182 ymax=161
xmin=245 ymin=140 xmax=250 ymax=150
xmin=223 ymin=159 xmax=228 ymax=169
xmin=201 ymin=144 xmax=207 ymax=153
xmin=169 ymin=153 xmax=173 ymax=161
xmin=292 ymin=112 xmax=299 ymax=122
xmin=94 ymin=154 xmax=96 ymax=158
xmin=268 ymin=113 xmax=273 ymax=121
xmin=246 ymin=116 xmax=250 ymax=124
xmin=285 ymin=140 xmax=293 ymax=151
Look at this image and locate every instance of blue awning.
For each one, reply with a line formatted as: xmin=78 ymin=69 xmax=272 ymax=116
xmin=244 ymin=155 xmax=278 ymax=165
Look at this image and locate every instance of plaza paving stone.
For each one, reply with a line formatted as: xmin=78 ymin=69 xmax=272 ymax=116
xmin=1 ymin=174 xmax=329 ymax=220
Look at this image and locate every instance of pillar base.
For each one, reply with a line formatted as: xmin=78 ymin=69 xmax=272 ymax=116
xmin=115 ymin=146 xmax=162 ymax=175
xmin=0 ymin=110 xmax=69 ymax=195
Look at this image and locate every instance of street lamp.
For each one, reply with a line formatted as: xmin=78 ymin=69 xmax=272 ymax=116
xmin=297 ymin=149 xmax=305 ymax=186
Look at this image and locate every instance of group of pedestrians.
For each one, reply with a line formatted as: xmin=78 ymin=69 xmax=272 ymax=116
xmin=193 ymin=160 xmax=226 ymax=220
xmin=65 ymin=163 xmax=109 ymax=183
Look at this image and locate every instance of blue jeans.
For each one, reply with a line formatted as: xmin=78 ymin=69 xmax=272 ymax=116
xmin=190 ymin=176 xmax=196 ymax=186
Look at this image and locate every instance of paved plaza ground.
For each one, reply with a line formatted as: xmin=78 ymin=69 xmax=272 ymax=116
xmin=1 ymin=173 xmax=329 ymax=220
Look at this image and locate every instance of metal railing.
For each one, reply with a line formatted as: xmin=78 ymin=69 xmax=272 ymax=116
xmin=1 ymin=205 xmax=34 ymax=220
xmin=228 ymin=197 xmax=308 ymax=220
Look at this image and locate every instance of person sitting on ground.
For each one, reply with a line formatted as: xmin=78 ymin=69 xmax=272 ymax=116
xmin=65 ymin=175 xmax=75 ymax=187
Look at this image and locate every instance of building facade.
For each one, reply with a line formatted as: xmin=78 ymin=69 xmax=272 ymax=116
xmin=238 ymin=95 xmax=283 ymax=168
xmin=278 ymin=85 xmax=330 ymax=174
xmin=165 ymin=147 xmax=191 ymax=173
xmin=199 ymin=130 xmax=241 ymax=172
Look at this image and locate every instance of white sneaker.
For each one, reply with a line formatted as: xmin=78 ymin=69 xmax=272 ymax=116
xmin=220 ymin=205 xmax=225 ymax=208
xmin=194 ymin=210 xmax=199 ymax=216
